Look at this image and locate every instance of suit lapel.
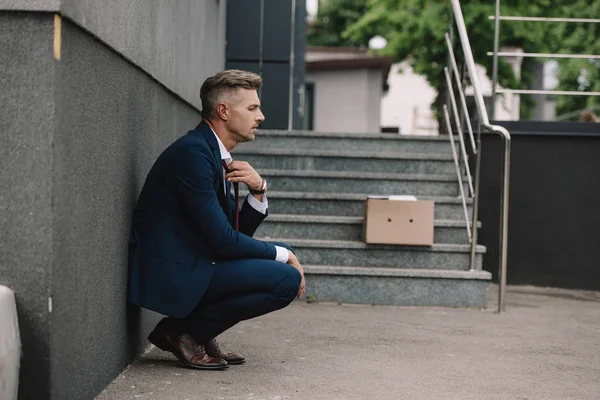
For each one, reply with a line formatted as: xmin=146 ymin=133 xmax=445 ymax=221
xmin=195 ymin=121 xmax=232 ymax=221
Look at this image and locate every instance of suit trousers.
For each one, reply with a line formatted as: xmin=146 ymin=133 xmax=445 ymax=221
xmin=178 ymin=242 xmax=301 ymax=344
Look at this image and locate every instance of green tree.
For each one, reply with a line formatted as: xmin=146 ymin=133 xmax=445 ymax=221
xmin=541 ymin=0 xmax=600 ymax=118
xmin=308 ymin=0 xmax=600 ymax=126
xmin=492 ymin=0 xmax=600 ymax=118
xmin=307 ymin=0 xmax=369 ymax=47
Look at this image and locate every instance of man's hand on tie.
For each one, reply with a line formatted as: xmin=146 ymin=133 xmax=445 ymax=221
xmin=287 ymin=250 xmax=306 ymax=299
xmin=225 ymin=161 xmax=263 ymax=192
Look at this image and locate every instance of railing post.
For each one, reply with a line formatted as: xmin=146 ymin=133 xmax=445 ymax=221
xmin=444 ymin=67 xmax=474 ymax=197
xmin=451 ymin=0 xmax=511 ymax=312
xmin=445 ymin=33 xmax=476 ymax=154
xmin=498 ymin=136 xmax=511 ymax=313
xmin=490 ymin=0 xmax=501 ymax=120
xmin=450 ymin=0 xmax=490 ymax=126
xmin=443 ymin=106 xmax=472 ymax=242
xmin=470 ymin=122 xmax=483 ymax=271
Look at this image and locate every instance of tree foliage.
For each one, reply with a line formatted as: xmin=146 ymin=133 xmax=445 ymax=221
xmin=306 ymin=0 xmax=369 ymax=47
xmin=307 ymin=0 xmax=600 ymax=124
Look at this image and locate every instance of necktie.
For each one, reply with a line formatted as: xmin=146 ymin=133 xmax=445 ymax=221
xmin=222 ymin=160 xmax=239 ymax=231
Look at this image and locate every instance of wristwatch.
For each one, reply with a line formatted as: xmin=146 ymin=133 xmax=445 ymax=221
xmin=249 ymin=179 xmax=267 ymax=195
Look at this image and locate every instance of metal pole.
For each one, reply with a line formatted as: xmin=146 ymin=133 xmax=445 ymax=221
xmin=445 ymin=32 xmax=476 ymax=154
xmin=490 ymin=0 xmax=501 ymax=120
xmin=445 ymin=2 xmax=456 ymax=137
xmin=287 ymin=0 xmax=296 ymax=130
xmin=489 ymin=15 xmax=600 ymax=23
xmin=488 ymin=51 xmax=600 ymax=59
xmin=498 ymin=136 xmax=511 ymax=313
xmin=470 ymin=121 xmax=483 ymax=271
xmin=450 ymin=0 xmax=512 ymax=310
xmin=450 ymin=0 xmax=489 ymax=126
xmin=495 ymin=88 xmax=600 ymax=96
xmin=444 ymin=106 xmax=472 ymax=242
xmin=258 ymin=0 xmax=265 ymax=99
xmin=444 ymin=67 xmax=474 ymax=197
xmin=217 ymin=0 xmax=227 ymax=67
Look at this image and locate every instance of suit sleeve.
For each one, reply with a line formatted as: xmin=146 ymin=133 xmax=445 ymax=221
xmin=235 ymin=196 xmax=267 ymax=237
xmin=175 ymin=146 xmax=276 ymax=260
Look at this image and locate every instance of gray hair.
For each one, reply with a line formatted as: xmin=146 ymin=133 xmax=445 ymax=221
xmin=200 ymin=69 xmax=262 ymax=118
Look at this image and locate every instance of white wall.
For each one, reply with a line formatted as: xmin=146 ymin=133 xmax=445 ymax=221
xmin=306 ymin=0 xmax=318 ymax=21
xmin=381 ymin=60 xmax=521 ymax=135
xmin=307 ymin=68 xmax=382 ymax=133
xmin=381 ymin=62 xmax=438 ymax=135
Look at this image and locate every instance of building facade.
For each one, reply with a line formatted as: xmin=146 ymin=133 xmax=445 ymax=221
xmin=0 ymin=1 xmax=304 ymax=399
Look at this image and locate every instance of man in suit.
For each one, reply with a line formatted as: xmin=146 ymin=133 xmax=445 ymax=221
xmin=128 ymin=69 xmax=305 ymax=370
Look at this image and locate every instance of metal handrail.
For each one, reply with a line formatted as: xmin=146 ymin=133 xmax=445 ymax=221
xmin=496 ymin=88 xmax=600 ymax=96
xmin=487 ymin=51 xmax=600 ymax=60
xmin=485 ymin=3 xmax=600 ymax=311
xmin=444 ymin=67 xmax=474 ymax=197
xmin=489 ymin=16 xmax=600 ymax=24
xmin=450 ymin=0 xmax=511 ymax=313
xmin=445 ymin=33 xmax=476 ymax=154
xmin=489 ymin=4 xmax=600 ymax=121
xmin=491 ymin=0 xmax=501 ymax=120
xmin=443 ymin=105 xmax=472 ymax=243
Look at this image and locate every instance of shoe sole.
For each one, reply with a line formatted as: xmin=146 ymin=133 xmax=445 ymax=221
xmin=225 ymin=359 xmax=246 ymax=365
xmin=148 ymin=331 xmax=228 ymax=370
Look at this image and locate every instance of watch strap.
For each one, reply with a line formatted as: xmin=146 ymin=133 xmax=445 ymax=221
xmin=249 ymin=179 xmax=267 ymax=194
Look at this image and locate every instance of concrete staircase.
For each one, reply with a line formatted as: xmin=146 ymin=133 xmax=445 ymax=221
xmin=235 ymin=130 xmax=490 ymax=308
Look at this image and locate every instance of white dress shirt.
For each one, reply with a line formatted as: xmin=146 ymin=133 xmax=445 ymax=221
xmin=210 ymin=128 xmax=289 ymax=263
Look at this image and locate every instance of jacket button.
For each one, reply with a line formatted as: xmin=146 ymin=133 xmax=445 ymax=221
xmin=211 ymin=261 xmax=216 ymax=265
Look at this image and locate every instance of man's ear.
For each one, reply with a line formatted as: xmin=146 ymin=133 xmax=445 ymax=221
xmin=216 ymin=103 xmax=229 ymax=121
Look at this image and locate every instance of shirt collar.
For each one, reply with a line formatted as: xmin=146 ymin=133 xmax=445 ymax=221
xmin=208 ymin=125 xmax=232 ymax=165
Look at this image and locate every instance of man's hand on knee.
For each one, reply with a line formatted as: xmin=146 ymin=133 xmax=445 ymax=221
xmin=287 ymin=250 xmax=306 ymax=299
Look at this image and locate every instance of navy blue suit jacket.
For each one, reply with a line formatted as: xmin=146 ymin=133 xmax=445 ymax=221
xmin=127 ymin=121 xmax=277 ymax=318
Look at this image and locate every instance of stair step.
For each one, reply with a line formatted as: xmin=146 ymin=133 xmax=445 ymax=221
xmin=233 ymin=148 xmax=456 ymax=174
xmin=250 ymin=130 xmax=455 ymax=153
xmin=258 ymin=215 xmax=477 ymax=244
xmin=305 ymin=265 xmax=490 ymax=279
xmin=302 ymin=265 xmax=490 ymax=307
xmin=260 ymin=238 xmax=484 ymax=270
xmin=246 ymin=191 xmax=472 ymax=219
xmin=238 ymin=129 xmax=487 ymax=308
xmin=259 ymin=169 xmax=467 ymax=197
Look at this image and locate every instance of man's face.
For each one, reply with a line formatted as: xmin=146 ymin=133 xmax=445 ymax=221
xmin=225 ymin=88 xmax=265 ymax=142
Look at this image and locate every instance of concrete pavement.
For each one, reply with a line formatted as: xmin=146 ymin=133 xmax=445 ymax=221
xmin=96 ymin=285 xmax=600 ymax=400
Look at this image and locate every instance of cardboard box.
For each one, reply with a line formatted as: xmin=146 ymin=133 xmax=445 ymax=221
xmin=364 ymin=196 xmax=434 ymax=246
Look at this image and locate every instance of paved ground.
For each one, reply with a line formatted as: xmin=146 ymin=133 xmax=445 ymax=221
xmin=96 ymin=285 xmax=600 ymax=400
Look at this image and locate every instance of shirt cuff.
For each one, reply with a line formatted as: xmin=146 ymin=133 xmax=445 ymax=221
xmin=275 ymin=246 xmax=290 ymax=263
xmin=246 ymin=193 xmax=268 ymax=215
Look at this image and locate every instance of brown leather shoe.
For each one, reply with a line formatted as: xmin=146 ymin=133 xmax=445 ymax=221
xmin=148 ymin=320 xmax=228 ymax=370
xmin=204 ymin=338 xmax=245 ymax=365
